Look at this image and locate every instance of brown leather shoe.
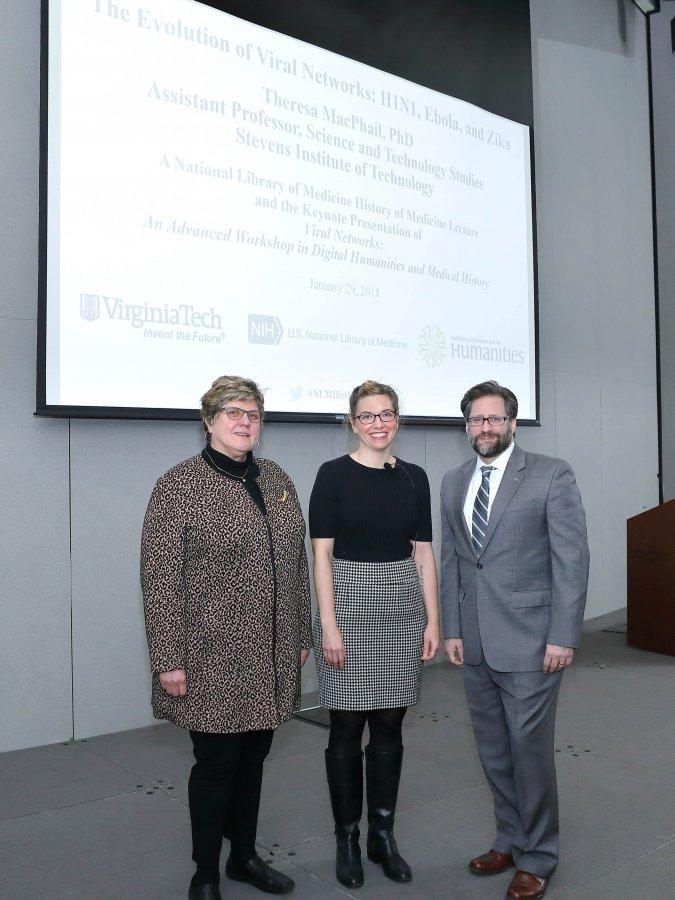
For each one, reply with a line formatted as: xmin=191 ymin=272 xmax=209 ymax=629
xmin=468 ymin=849 xmax=514 ymax=875
xmin=506 ymin=870 xmax=548 ymax=899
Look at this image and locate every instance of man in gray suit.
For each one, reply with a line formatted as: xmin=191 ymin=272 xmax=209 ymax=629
xmin=441 ymin=381 xmax=589 ymax=900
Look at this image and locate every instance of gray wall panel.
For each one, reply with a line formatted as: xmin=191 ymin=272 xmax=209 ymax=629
xmin=534 ymin=40 xmax=613 ymax=380
xmin=651 ymin=8 xmax=675 ymax=501
xmin=532 ymin=0 xmax=640 ymax=55
xmin=633 ymin=380 xmax=663 ymax=504
xmin=530 ymin=0 xmax=660 ymax=621
xmin=260 ymin=422 xmax=340 ymax=510
xmin=421 ymin=426 xmax=468 ymax=595
xmin=516 ymin=367 xmax=557 ymax=457
xmin=0 ymin=0 xmax=73 ymax=753
xmin=0 ymin=0 xmax=40 ymax=321
xmin=0 ymin=320 xmax=71 ymax=752
xmin=553 ymin=370 xmax=604 ymax=618
xmin=600 ymin=375 xmax=660 ymax=615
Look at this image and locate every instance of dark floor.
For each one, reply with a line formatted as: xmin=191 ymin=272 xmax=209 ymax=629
xmin=3 ymin=611 xmax=675 ymax=899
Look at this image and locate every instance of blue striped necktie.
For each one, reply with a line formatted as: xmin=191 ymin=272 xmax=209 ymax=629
xmin=472 ymin=465 xmax=495 ymax=555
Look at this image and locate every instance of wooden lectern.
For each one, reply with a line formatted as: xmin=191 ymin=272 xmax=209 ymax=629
xmin=627 ymin=499 xmax=675 ymax=655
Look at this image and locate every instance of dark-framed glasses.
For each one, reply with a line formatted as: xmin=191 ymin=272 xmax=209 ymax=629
xmin=355 ymin=409 xmax=397 ymax=424
xmin=466 ymin=415 xmax=511 ymax=428
xmin=220 ymin=406 xmax=262 ymax=423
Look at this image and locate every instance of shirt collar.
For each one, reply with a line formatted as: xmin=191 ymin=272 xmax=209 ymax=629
xmin=474 ymin=439 xmax=516 ymax=474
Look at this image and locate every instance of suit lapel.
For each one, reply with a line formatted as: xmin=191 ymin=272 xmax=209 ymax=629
xmin=454 ymin=459 xmax=477 ymax=552
xmin=478 ymin=444 xmax=526 ymax=557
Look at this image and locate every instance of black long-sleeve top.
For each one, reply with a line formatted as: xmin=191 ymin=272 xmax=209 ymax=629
xmin=309 ymin=455 xmax=432 ymax=562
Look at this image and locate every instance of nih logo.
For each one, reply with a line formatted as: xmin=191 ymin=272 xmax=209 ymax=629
xmin=80 ymin=293 xmax=100 ymax=322
xmin=248 ymin=314 xmax=283 ymax=345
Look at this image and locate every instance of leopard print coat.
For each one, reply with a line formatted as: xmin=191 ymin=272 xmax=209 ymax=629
xmin=141 ymin=454 xmax=312 ymax=733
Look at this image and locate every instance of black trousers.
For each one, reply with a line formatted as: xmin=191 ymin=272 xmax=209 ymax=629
xmin=188 ymin=729 xmax=274 ymax=880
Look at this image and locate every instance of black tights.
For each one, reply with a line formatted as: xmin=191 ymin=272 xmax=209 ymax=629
xmin=328 ymin=707 xmax=406 ymax=756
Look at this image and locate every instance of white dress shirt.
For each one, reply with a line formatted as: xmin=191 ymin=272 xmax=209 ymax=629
xmin=463 ymin=441 xmax=516 ymax=533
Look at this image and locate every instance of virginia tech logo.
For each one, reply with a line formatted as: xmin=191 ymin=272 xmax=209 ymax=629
xmin=79 ymin=293 xmax=100 ymax=322
xmin=418 ymin=325 xmax=446 ymax=368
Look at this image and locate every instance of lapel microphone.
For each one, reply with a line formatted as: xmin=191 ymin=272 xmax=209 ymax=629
xmin=387 ymin=460 xmax=420 ymax=556
xmin=385 ymin=460 xmax=415 ymax=490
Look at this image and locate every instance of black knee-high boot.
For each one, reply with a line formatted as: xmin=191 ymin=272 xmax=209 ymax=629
xmin=365 ymin=746 xmax=412 ymax=882
xmin=325 ymin=750 xmax=364 ymax=888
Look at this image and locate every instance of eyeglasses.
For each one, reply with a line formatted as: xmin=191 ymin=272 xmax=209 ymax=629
xmin=219 ymin=406 xmax=262 ymax=423
xmin=466 ymin=415 xmax=511 ymax=428
xmin=354 ymin=410 xmax=397 ymax=424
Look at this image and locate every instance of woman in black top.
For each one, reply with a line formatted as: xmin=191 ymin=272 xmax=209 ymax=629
xmin=310 ymin=380 xmax=440 ymax=889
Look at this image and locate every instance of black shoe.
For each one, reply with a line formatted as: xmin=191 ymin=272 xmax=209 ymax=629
xmin=225 ymin=854 xmax=294 ymax=894
xmin=325 ymin=750 xmax=364 ymax=888
xmin=188 ymin=882 xmax=222 ymax=900
xmin=367 ymin=830 xmax=412 ymax=882
xmin=365 ymin=746 xmax=412 ymax=883
xmin=335 ymin=822 xmax=363 ymax=888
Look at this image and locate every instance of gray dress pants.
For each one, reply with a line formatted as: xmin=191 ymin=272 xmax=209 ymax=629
xmin=463 ymin=655 xmax=563 ymax=878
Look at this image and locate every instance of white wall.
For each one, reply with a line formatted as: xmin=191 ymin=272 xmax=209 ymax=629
xmin=0 ymin=0 xmax=660 ymax=752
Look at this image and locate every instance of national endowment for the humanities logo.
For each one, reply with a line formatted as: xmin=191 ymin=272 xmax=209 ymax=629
xmin=418 ymin=325 xmax=447 ymax=368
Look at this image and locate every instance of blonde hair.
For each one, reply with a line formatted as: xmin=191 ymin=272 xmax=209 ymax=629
xmin=348 ymin=380 xmax=400 ymax=421
xmin=200 ymin=375 xmax=264 ymax=442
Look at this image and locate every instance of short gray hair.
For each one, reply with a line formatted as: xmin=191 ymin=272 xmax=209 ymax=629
xmin=200 ymin=375 xmax=264 ymax=441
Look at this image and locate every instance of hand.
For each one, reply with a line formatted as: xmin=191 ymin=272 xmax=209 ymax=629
xmin=445 ymin=638 xmax=464 ymax=667
xmin=543 ymin=644 xmax=574 ymax=673
xmin=159 ymin=668 xmax=187 ymax=697
xmin=422 ymin=624 xmax=440 ymax=661
xmin=300 ymin=649 xmax=310 ymax=668
xmin=322 ymin=625 xmax=346 ymax=669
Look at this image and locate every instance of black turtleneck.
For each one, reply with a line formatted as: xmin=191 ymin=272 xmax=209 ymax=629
xmin=201 ymin=446 xmax=267 ymax=516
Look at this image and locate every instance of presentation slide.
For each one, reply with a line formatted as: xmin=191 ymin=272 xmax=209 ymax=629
xmin=43 ymin=0 xmax=536 ymax=420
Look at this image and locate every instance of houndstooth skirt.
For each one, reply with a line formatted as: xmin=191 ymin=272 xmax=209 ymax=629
xmin=313 ymin=557 xmax=427 ymax=710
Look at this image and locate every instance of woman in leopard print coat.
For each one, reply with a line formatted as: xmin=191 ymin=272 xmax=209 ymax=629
xmin=141 ymin=375 xmax=311 ymax=899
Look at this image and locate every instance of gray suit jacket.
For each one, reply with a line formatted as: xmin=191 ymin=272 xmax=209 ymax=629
xmin=440 ymin=444 xmax=590 ymax=672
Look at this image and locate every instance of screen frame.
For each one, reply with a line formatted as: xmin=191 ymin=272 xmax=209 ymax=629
xmin=36 ymin=0 xmax=540 ymax=426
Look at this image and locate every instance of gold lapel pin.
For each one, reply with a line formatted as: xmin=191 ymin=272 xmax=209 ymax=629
xmin=281 ymin=489 xmax=288 ymax=503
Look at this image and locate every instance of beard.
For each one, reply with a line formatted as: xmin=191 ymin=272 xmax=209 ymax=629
xmin=469 ymin=428 xmax=514 ymax=459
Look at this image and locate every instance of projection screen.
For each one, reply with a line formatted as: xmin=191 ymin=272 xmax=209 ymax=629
xmin=38 ymin=0 xmax=537 ymax=422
